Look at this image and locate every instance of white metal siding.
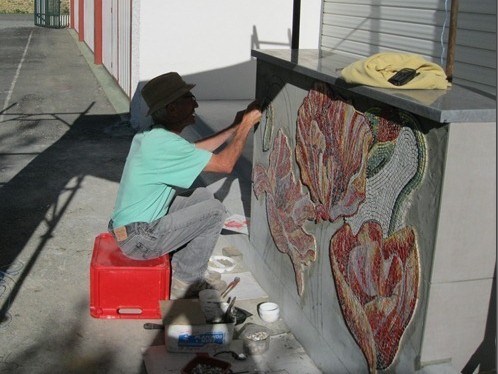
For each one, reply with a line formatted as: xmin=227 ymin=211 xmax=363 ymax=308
xmin=321 ymin=0 xmax=496 ymax=96
xmin=74 ymin=0 xmax=79 ymax=32
xmin=102 ymin=0 xmax=116 ymax=78
xmin=83 ymin=0 xmax=94 ymax=52
xmin=101 ymin=0 xmax=132 ymax=98
xmin=117 ymin=0 xmax=132 ymax=98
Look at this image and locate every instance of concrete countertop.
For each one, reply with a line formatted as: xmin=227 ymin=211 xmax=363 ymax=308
xmin=251 ymin=49 xmax=496 ymax=124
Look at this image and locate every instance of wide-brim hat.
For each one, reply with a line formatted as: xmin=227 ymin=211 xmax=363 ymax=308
xmin=141 ymin=72 xmax=195 ymax=116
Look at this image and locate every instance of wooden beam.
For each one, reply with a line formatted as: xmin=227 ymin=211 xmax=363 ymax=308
xmin=445 ymin=0 xmax=459 ymax=82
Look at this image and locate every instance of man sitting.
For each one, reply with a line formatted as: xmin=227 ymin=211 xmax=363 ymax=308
xmin=108 ymin=72 xmax=261 ymax=299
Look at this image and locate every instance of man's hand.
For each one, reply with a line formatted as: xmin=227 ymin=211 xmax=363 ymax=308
xmin=241 ymin=101 xmax=262 ymax=128
xmin=196 ymin=102 xmax=261 ymax=152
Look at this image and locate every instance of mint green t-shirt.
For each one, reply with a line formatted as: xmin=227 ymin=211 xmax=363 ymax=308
xmin=111 ymin=127 xmax=212 ymax=227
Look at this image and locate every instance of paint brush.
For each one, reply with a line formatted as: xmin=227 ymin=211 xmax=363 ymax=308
xmin=224 ymin=296 xmax=236 ymax=322
xmin=221 ymin=276 xmax=240 ymax=298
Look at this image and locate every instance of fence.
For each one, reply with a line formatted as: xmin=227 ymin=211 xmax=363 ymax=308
xmin=34 ymin=0 xmax=69 ymax=29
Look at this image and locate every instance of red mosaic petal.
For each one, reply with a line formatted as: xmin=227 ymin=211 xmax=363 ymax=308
xmin=253 ymin=129 xmax=317 ymax=295
xmin=296 ymin=82 xmax=373 ymax=222
xmin=330 ymin=222 xmax=420 ymax=371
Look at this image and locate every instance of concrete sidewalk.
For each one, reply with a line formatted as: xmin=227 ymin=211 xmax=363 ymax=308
xmin=0 ymin=15 xmax=322 ymax=374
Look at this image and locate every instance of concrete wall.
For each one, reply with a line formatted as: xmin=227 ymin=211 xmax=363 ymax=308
xmin=248 ymin=60 xmax=496 ymax=373
xmin=420 ymin=121 xmax=496 ymax=370
xmin=130 ymin=0 xmax=322 ymax=127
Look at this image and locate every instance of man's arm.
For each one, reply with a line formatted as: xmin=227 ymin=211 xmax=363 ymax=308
xmin=202 ymin=104 xmax=261 ymax=174
xmin=194 ymin=114 xmax=240 ymax=152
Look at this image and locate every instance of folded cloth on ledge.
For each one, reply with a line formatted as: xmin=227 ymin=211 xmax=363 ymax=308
xmin=341 ymin=52 xmax=450 ymax=89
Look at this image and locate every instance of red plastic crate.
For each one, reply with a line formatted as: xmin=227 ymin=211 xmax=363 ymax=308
xmin=90 ymin=232 xmax=170 ymax=319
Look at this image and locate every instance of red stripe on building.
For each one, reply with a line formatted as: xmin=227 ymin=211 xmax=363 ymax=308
xmin=94 ymin=0 xmax=103 ymax=64
xmin=78 ymin=0 xmax=84 ymax=41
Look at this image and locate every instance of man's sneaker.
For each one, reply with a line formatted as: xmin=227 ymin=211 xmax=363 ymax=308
xmin=170 ymin=275 xmax=227 ymax=300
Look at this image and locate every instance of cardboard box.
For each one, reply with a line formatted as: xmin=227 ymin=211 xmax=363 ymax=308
xmin=160 ymin=300 xmax=234 ymax=353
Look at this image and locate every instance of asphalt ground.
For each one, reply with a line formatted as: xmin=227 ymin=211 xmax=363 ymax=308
xmin=0 ymin=15 xmax=150 ymax=373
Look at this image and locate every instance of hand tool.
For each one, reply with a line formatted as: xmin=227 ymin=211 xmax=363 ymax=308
xmin=224 ymin=296 xmax=237 ymax=322
xmin=221 ymin=276 xmax=240 ymax=298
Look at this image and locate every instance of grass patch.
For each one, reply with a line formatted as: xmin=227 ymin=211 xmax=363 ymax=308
xmin=0 ymin=0 xmax=33 ymax=14
xmin=0 ymin=0 xmax=69 ymax=14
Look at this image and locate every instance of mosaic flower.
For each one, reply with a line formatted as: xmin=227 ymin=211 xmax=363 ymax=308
xmin=329 ymin=222 xmax=420 ymax=372
xmin=253 ymin=129 xmax=317 ymax=295
xmin=347 ymin=109 xmax=426 ymax=237
xmin=296 ymin=82 xmax=373 ymax=222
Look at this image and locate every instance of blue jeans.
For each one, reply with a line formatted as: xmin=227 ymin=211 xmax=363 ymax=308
xmin=108 ymin=187 xmax=226 ymax=283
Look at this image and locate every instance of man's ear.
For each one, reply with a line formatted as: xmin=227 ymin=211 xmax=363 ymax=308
xmin=165 ymin=102 xmax=179 ymax=116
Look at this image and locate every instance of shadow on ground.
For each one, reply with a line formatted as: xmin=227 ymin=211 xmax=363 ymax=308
xmin=0 ymin=104 xmax=138 ymax=372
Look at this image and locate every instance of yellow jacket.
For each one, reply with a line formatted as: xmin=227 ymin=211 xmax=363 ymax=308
xmin=341 ymin=52 xmax=450 ymax=89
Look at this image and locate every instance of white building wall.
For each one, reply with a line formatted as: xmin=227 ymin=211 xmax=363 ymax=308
xmin=73 ymin=0 xmax=79 ymax=32
xmin=83 ymin=0 xmax=94 ymax=52
xmin=117 ymin=0 xmax=132 ymax=98
xmin=102 ymin=0 xmax=117 ymax=78
xmin=131 ymin=0 xmax=322 ymax=126
xmin=131 ymin=0 xmax=141 ymax=110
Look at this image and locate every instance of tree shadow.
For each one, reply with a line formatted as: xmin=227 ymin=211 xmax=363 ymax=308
xmin=0 ymin=104 xmax=134 ymax=324
xmin=0 ymin=300 xmax=121 ymax=374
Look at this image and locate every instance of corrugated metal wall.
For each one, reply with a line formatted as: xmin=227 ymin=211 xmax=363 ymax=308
xmin=321 ymin=0 xmax=496 ymax=96
xmin=102 ymin=0 xmax=132 ymax=98
xmin=452 ymin=0 xmax=496 ymax=95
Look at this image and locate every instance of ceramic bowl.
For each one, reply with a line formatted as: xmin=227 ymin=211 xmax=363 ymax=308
xmin=258 ymin=302 xmax=280 ymax=323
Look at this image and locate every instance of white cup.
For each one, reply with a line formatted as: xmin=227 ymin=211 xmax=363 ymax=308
xmin=258 ymin=302 xmax=280 ymax=323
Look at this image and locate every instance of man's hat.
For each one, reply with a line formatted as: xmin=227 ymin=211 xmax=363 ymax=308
xmin=141 ymin=72 xmax=195 ymax=116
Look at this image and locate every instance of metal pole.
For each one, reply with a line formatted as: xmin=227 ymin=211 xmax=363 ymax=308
xmin=445 ymin=0 xmax=459 ymax=82
xmin=292 ymin=0 xmax=301 ymax=50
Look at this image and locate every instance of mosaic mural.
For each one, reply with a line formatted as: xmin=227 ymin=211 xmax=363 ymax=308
xmin=346 ymin=108 xmax=427 ymax=236
xmin=253 ymin=129 xmax=317 ymax=296
xmin=295 ymin=82 xmax=373 ymax=223
xmin=262 ymin=102 xmax=274 ymax=152
xmin=253 ymin=80 xmax=426 ymax=372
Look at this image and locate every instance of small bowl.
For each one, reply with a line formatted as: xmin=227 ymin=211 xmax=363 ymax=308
xmin=258 ymin=302 xmax=280 ymax=323
xmin=208 ymin=255 xmax=237 ymax=273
